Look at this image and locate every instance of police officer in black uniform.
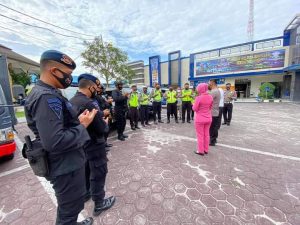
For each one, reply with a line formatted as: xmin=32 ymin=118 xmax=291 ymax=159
xmin=24 ymin=50 xmax=95 ymax=225
xmin=70 ymin=74 xmax=116 ymax=217
xmin=112 ymin=81 xmax=129 ymax=141
xmin=94 ymin=84 xmax=113 ymax=148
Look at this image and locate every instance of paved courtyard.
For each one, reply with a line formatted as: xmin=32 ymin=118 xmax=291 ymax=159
xmin=1 ymin=103 xmax=300 ymax=225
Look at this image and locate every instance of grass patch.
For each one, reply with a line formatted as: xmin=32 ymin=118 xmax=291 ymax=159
xmin=15 ymin=111 xmax=25 ymax=118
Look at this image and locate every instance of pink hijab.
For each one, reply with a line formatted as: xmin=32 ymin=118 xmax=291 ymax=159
xmin=196 ymin=83 xmax=208 ymax=95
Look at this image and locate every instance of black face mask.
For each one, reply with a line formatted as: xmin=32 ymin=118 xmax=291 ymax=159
xmin=185 ymin=87 xmax=189 ymax=90
xmin=226 ymin=87 xmax=230 ymax=90
xmin=52 ymin=68 xmax=73 ymax=89
xmin=89 ymin=87 xmax=97 ymax=98
xmin=117 ymin=85 xmax=123 ymax=91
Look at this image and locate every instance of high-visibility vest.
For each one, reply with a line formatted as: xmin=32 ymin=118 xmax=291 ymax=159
xmin=140 ymin=93 xmax=149 ymax=105
xmin=129 ymin=92 xmax=139 ymax=107
xmin=182 ymin=89 xmax=192 ymax=102
xmin=153 ymin=89 xmax=162 ymax=102
xmin=167 ymin=90 xmax=177 ymax=104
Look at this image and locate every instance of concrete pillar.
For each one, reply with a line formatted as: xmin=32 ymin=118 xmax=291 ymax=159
xmin=291 ymin=71 xmax=300 ymax=101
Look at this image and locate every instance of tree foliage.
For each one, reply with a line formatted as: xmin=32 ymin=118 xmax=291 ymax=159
xmin=9 ymin=68 xmax=31 ymax=89
xmin=258 ymin=82 xmax=275 ymax=99
xmin=81 ymin=37 xmax=135 ymax=86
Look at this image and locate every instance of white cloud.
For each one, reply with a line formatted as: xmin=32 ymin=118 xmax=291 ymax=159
xmin=0 ymin=0 xmax=299 ymax=77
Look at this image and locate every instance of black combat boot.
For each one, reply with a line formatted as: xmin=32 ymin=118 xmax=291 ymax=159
xmin=93 ymin=196 xmax=116 ymax=216
xmin=118 ymin=134 xmax=125 ymax=141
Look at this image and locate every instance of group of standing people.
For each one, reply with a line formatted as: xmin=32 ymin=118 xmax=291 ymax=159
xmin=24 ymin=50 xmax=116 ymax=225
xmin=112 ymin=82 xmax=196 ymax=140
xmin=193 ymin=80 xmax=237 ymax=155
xmin=24 ymin=49 xmax=237 ymax=225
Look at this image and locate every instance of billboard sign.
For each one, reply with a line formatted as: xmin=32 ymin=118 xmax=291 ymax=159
xmin=195 ymin=49 xmax=285 ymax=76
xmin=149 ymin=56 xmax=160 ymax=86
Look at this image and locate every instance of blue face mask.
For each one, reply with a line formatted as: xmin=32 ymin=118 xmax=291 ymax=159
xmin=52 ymin=68 xmax=73 ymax=89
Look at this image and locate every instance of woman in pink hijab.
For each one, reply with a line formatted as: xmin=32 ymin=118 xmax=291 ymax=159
xmin=192 ymin=83 xmax=213 ymax=155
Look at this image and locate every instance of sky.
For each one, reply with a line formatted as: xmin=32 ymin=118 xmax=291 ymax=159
xmin=0 ymin=0 xmax=299 ymax=76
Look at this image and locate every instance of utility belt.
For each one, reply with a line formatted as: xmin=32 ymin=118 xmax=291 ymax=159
xmin=224 ymin=102 xmax=233 ymax=104
xmin=22 ymin=136 xmax=49 ymax=177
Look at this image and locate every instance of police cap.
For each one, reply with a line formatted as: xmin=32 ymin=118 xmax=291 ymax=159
xmin=40 ymin=50 xmax=76 ymax=70
xmin=78 ymin=73 xmax=100 ymax=85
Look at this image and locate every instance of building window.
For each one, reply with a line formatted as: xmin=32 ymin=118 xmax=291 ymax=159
xmin=256 ymin=43 xmax=263 ymax=49
xmin=220 ymin=49 xmax=230 ymax=56
xmin=274 ymin=40 xmax=281 ymax=47
xmin=209 ymin=51 xmax=219 ymax=58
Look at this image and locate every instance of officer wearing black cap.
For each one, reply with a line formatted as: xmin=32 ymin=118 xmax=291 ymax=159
xmin=24 ymin=50 xmax=95 ymax=225
xmin=70 ymin=74 xmax=116 ymax=217
xmin=112 ymin=81 xmax=129 ymax=141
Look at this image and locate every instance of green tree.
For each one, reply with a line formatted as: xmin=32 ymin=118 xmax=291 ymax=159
xmin=258 ymin=82 xmax=275 ymax=99
xmin=9 ymin=68 xmax=31 ymax=89
xmin=81 ymin=37 xmax=135 ymax=87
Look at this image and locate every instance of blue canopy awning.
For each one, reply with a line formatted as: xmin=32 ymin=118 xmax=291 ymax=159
xmin=283 ymin=64 xmax=300 ymax=72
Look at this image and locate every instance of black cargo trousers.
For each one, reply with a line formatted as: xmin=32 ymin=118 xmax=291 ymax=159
xmin=47 ymin=167 xmax=86 ymax=225
xmin=85 ymin=142 xmax=108 ymax=204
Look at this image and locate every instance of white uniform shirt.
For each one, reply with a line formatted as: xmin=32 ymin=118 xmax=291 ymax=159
xmin=218 ymin=88 xmax=224 ymax=107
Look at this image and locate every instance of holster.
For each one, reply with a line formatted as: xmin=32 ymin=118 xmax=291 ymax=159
xmin=23 ymin=136 xmax=49 ymax=177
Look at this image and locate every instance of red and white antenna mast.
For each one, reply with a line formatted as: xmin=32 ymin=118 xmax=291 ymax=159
xmin=247 ymin=0 xmax=254 ymax=42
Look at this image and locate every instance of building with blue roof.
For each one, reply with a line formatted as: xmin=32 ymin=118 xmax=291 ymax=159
xmin=143 ymin=14 xmax=300 ymax=101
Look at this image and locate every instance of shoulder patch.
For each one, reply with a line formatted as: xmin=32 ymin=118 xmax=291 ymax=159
xmin=47 ymin=98 xmax=62 ymax=119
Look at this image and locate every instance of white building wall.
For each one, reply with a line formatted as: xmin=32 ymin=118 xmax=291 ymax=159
xmin=248 ymin=74 xmax=284 ymax=97
xmin=161 ymin=62 xmax=168 ymax=85
xmin=144 ymin=65 xmax=149 ymax=86
xmin=181 ymin=58 xmax=190 ymax=86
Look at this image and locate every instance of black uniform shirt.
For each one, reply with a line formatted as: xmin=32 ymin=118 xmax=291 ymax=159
xmin=112 ymin=89 xmax=128 ymax=110
xmin=70 ymin=92 xmax=109 ymax=160
xmin=95 ymin=95 xmax=110 ymax=111
xmin=24 ymin=80 xmax=90 ymax=177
